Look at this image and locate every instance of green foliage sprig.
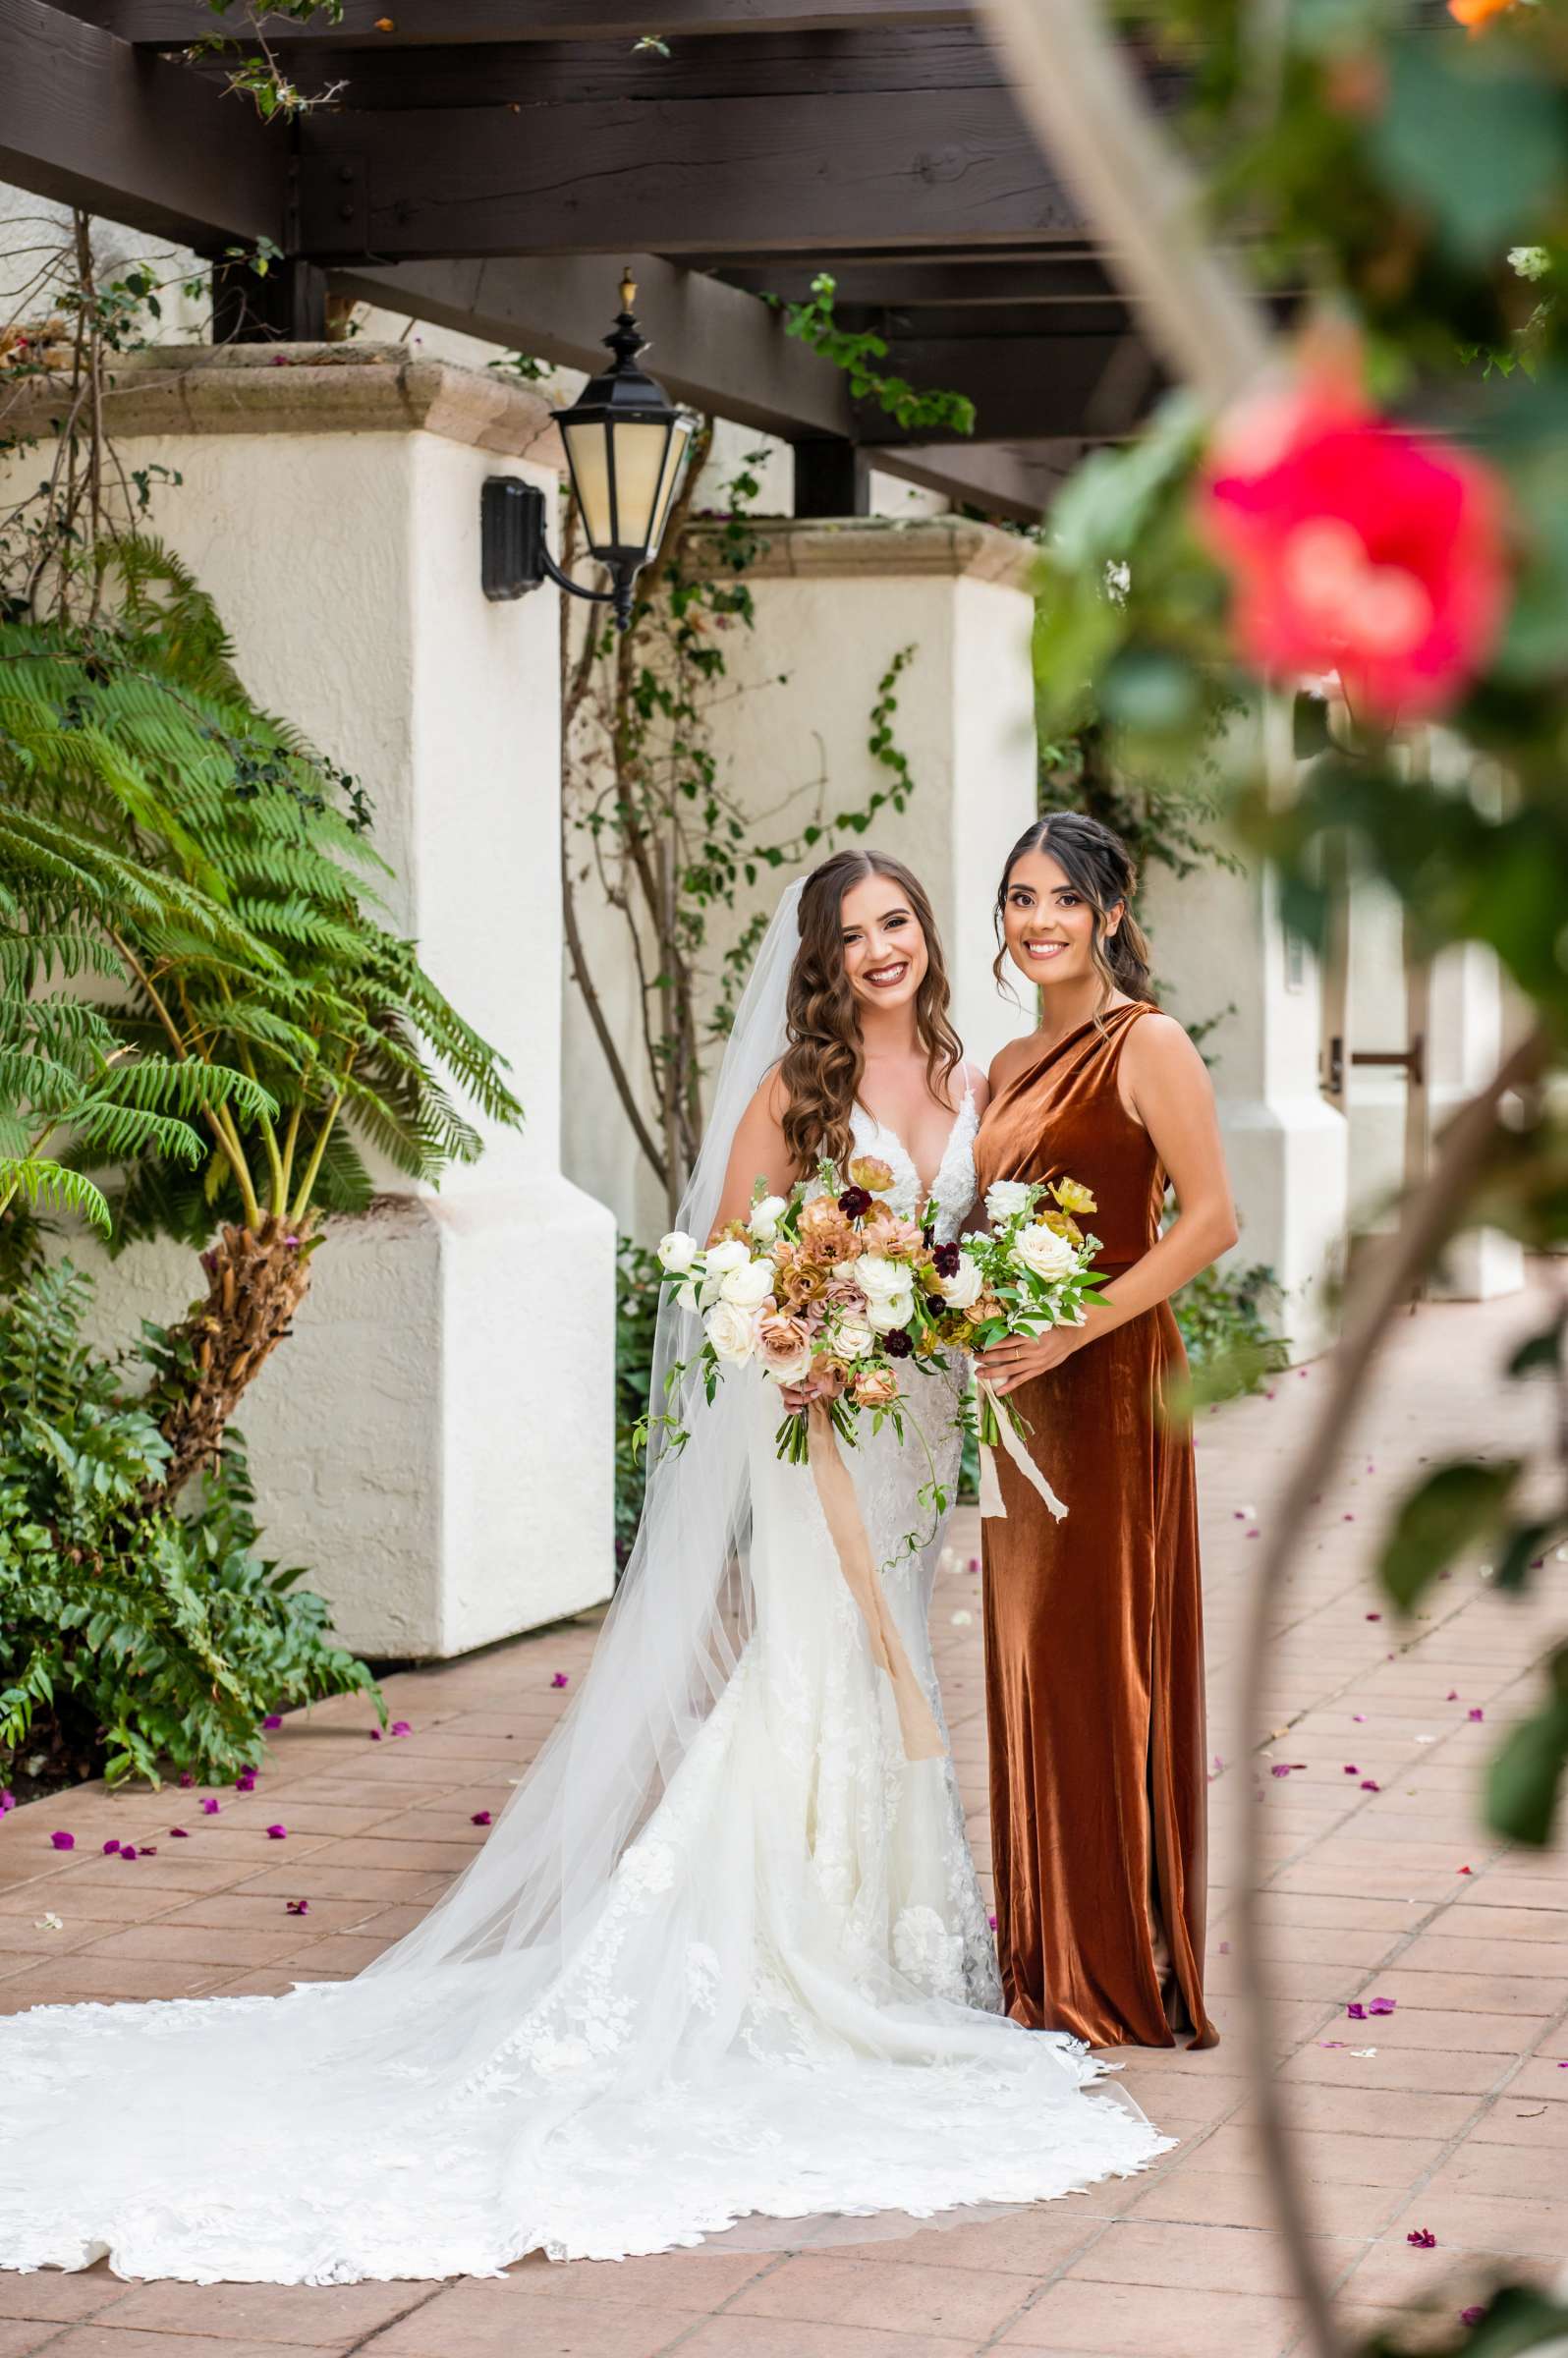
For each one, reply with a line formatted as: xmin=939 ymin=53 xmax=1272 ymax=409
xmin=772 ymin=274 xmax=977 ymax=438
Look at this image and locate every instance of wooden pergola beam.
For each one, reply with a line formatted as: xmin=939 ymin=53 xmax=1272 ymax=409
xmin=0 ymin=0 xmax=283 ymax=249
xmin=297 ymin=86 xmax=1084 ymax=260
xmin=333 ymin=255 xmax=854 ymax=441
xmin=856 ymin=331 xmax=1158 ymax=444
xmin=61 ymin=0 xmax=972 ymax=42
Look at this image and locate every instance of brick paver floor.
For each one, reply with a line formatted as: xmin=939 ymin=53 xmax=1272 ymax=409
xmin=2 ymin=1273 xmax=1564 ymax=2358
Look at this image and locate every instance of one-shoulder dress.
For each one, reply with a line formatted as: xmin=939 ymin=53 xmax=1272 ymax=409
xmin=974 ymin=1001 xmax=1218 ymax=2050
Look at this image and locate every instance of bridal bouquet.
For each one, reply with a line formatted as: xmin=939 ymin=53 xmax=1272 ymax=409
xmin=928 ymin=1176 xmax=1107 ymax=1459
xmin=649 ymin=1155 xmax=949 ymax=1465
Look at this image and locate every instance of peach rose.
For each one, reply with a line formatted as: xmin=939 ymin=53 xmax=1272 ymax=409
xmin=850 ymin=1366 xmax=901 ymax=1409
xmin=756 ymin=1312 xmax=813 ymax=1385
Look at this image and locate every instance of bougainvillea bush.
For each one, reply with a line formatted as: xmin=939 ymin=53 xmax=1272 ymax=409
xmin=0 ymin=1262 xmax=379 ymax=1792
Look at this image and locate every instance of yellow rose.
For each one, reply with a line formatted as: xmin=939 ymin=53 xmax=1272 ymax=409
xmin=1051 ymin=1177 xmax=1096 ymax=1217
xmin=848 ymin=1155 xmax=896 ymax=1195
xmin=1041 ymin=1209 xmax=1084 ymax=1247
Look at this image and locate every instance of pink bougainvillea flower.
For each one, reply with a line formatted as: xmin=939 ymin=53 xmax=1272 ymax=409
xmin=177 ymin=1771 xmax=195 ymax=1789
xmin=471 ymin=1811 xmax=493 ymax=1826
xmin=235 ymin=1769 xmax=257 ymax=1793
xmin=1361 ymin=1779 xmax=1381 ymax=1792
xmin=140 ymin=1844 xmax=157 ymax=1857
xmin=551 ymin=1673 xmax=571 ymax=1690
xmin=1344 ymin=1764 xmax=1359 ymax=1774
xmin=1367 ymin=1996 xmax=1397 ymax=2016
xmin=1469 ymin=1708 xmax=1484 ymax=1721
xmin=1346 ymin=2002 xmax=1368 ymax=2020
xmin=261 ymin=1714 xmax=283 ymax=1730
xmin=264 ymin=1825 xmax=287 ymax=1840
xmin=390 ymin=1720 xmax=413 ymax=1737
xmin=119 ymin=1845 xmax=138 ymax=1861
xmin=286 ymin=1898 xmax=308 ymax=1916
xmin=49 ymin=1831 xmax=74 ymax=1851
xmin=200 ymin=1798 xmax=220 ymax=1815
xmin=0 ymin=1788 xmax=17 ymax=1816
xmin=170 ymin=1826 xmax=190 ymax=1839
xmin=1406 ymin=2227 xmax=1437 ymax=2249
xmin=102 ymin=1838 xmax=121 ymax=1854
xmin=1202 ymin=359 xmax=1509 ymax=723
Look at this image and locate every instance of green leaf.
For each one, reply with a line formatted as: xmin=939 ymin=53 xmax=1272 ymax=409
xmin=1377 ymin=1458 xmax=1522 ymax=1611
xmin=1371 ymin=42 xmax=1565 ymax=263
xmin=1486 ymin=1650 xmax=1568 ymax=1849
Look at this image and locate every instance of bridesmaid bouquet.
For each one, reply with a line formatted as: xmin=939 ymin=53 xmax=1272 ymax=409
xmin=929 ymin=1176 xmax=1107 ymax=1459
xmin=645 ymin=1156 xmax=951 ymax=1466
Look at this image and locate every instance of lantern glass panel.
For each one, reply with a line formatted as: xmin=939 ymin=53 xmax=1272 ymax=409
xmin=647 ymin=417 xmax=694 ymax=558
xmin=599 ymin=420 xmax=674 ymax=553
xmin=560 ymin=420 xmax=615 ymax=551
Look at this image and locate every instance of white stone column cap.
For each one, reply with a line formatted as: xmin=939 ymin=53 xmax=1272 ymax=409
xmin=3 ymin=342 xmax=563 ymax=464
xmin=683 ymin=514 xmax=1038 ymax=590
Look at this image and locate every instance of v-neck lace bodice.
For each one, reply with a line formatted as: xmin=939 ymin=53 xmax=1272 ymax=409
xmin=806 ymin=1081 xmax=979 ymax=1244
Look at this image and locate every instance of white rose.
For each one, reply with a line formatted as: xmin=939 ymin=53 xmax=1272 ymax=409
xmin=984 ymin=1180 xmax=1035 ymax=1225
xmin=938 ymin=1252 xmax=983 ymax=1311
xmin=702 ymin=1237 xmax=750 ymax=1279
xmin=656 ymin=1229 xmax=698 ymax=1274
xmin=1013 ymin=1222 xmax=1077 ymax=1283
xmin=748 ymin=1194 xmax=788 ymax=1243
xmin=867 ymin=1288 xmax=915 ymax=1334
xmin=703 ymin=1300 xmax=756 ymax=1365
xmin=720 ymin=1257 xmax=775 ymax=1310
xmin=854 ymin=1251 xmax=912 ymax=1305
xmin=833 ymin=1318 xmax=874 ymax=1361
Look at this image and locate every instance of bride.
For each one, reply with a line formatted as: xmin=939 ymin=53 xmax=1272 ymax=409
xmin=0 ymin=849 xmax=1170 ymax=2285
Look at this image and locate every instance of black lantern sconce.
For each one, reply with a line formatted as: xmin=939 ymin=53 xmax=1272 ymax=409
xmin=481 ymin=274 xmax=695 ymax=632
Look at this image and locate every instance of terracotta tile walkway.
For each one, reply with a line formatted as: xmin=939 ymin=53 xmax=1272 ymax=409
xmin=2 ymin=1273 xmax=1564 ymax=2358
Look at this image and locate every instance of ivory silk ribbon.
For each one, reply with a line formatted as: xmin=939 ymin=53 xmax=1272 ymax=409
xmin=975 ymin=1376 xmax=1069 ymax=1525
xmin=806 ymin=1401 xmax=946 ymax=1764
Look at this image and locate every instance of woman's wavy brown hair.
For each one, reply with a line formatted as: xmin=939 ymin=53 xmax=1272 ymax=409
xmin=779 ymin=849 xmax=963 ymax=1178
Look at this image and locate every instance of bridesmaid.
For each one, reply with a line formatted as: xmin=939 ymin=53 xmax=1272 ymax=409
xmin=974 ymin=814 xmax=1237 ymax=2051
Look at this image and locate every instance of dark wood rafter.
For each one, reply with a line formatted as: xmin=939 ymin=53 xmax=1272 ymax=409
xmin=0 ymin=0 xmax=283 ymax=248
xmin=0 ymin=0 xmax=1186 ymax=515
xmin=56 ymin=0 xmax=974 ymax=41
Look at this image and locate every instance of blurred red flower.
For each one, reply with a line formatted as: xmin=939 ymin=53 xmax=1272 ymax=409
xmin=1202 ymin=364 xmax=1508 ymax=723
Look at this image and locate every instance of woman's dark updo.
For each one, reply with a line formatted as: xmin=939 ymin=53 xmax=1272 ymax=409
xmin=992 ymin=813 xmax=1154 ymax=1008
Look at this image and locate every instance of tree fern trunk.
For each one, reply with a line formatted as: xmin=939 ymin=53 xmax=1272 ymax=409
xmin=146 ymin=1216 xmax=314 ymax=1509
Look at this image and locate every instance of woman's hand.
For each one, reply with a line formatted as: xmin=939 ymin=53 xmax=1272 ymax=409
xmin=779 ymin=1370 xmax=834 ymax=1413
xmin=976 ymin=1326 xmax=1083 ymax=1397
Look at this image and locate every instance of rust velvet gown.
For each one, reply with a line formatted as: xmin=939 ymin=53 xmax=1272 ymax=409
xmin=975 ymin=1001 xmax=1217 ymax=2051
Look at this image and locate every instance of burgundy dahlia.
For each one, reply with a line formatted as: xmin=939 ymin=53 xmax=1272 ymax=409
xmin=837 ymin=1186 xmax=872 ymax=1218
xmin=884 ymin=1329 xmax=914 ymax=1359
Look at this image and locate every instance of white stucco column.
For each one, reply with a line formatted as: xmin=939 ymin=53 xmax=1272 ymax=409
xmin=1426 ymin=944 xmax=1526 ymax=1299
xmin=562 ymin=517 xmax=1041 ymax=1238
xmin=1142 ymin=730 xmax=1349 ymax=1360
xmin=19 ymin=345 xmax=615 ymax=1657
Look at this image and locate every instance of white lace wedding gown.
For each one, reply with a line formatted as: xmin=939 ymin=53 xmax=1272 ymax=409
xmin=0 ymin=1088 xmax=1171 ymax=2284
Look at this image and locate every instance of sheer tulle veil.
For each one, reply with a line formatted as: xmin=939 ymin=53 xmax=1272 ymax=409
xmin=356 ymin=879 xmax=808 ymax=2066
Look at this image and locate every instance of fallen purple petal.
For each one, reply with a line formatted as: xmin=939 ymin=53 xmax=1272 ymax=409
xmin=551 ymin=1673 xmax=570 ymax=1690
xmin=1468 ymin=1708 xmax=1484 ymax=1721
xmin=1346 ymin=2002 xmax=1367 ymax=2020
xmin=0 ymin=1789 xmax=17 ymax=1817
xmin=390 ymin=1720 xmax=412 ymax=1737
xmin=1406 ymin=2227 xmax=1436 ymax=2250
xmin=264 ymin=1825 xmax=287 ymax=1840
xmin=261 ymin=1713 xmax=283 ymax=1730
xmin=1344 ymin=1765 xmax=1358 ymax=1774
xmin=1446 ymin=1691 xmax=1459 ymax=1702
xmin=286 ymin=1899 xmax=308 ymax=1916
xmin=177 ymin=1771 xmax=195 ymax=1788
xmin=200 ymin=1798 xmax=220 ymax=1815
xmin=119 ymin=1845 xmax=138 ymax=1861
xmin=170 ymin=1826 xmax=189 ymax=1838
xmin=49 ymin=1831 xmax=74 ymax=1851
xmin=368 ymin=1729 xmax=382 ymax=1741
xmin=102 ymin=1839 xmax=121 ymax=1854
xmin=1361 ymin=1779 xmax=1381 ymax=1792
xmin=1353 ymin=1712 xmax=1367 ymax=1722
xmin=1366 ymin=1611 xmax=1380 ymax=1621
xmin=1367 ymin=1996 xmax=1396 ymax=2015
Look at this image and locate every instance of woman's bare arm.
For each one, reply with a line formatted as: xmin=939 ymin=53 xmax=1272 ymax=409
xmin=707 ymin=1070 xmax=796 ymax=1237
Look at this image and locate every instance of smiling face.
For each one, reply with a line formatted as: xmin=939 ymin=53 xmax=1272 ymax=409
xmin=837 ymin=870 xmax=930 ymax=1014
xmin=1001 ymin=847 xmax=1122 ymax=993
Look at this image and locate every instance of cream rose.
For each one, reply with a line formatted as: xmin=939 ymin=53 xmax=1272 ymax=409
xmin=703 ymin=1300 xmax=756 ymax=1365
xmin=833 ymin=1317 xmax=875 ymax=1361
xmin=984 ymin=1179 xmax=1035 ymax=1225
xmin=719 ymin=1257 xmax=775 ymax=1310
xmin=657 ymin=1229 xmax=699 ymax=1274
xmin=867 ymin=1288 xmax=915 ymax=1335
xmin=937 ymin=1252 xmax=983 ymax=1311
xmin=748 ymin=1193 xmax=789 ymax=1244
xmin=854 ymin=1251 xmax=913 ymax=1305
xmin=1013 ymin=1221 xmax=1077 ymax=1282
xmin=702 ymin=1237 xmax=750 ymax=1279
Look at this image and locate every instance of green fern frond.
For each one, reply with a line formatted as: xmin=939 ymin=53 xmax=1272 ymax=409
xmin=0 ymin=1158 xmax=112 ymax=1229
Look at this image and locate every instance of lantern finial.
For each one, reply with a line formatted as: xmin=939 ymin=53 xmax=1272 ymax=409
xmin=620 ymin=270 xmax=638 ymax=315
